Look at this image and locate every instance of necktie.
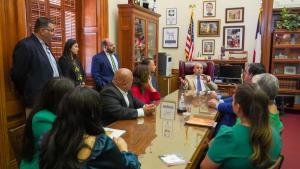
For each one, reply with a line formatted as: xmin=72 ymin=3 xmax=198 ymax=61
xmin=46 ymin=46 xmax=59 ymax=77
xmin=109 ymin=54 xmax=117 ymax=72
xmin=197 ymin=75 xmax=202 ymax=92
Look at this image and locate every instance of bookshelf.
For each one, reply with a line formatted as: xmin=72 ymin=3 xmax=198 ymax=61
xmin=271 ymin=29 xmax=300 ymax=110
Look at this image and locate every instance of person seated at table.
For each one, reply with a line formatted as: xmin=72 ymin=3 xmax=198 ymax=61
xmin=208 ymin=63 xmax=266 ymax=129
xmin=141 ymin=58 xmax=159 ymax=90
xmin=131 ymin=64 xmax=160 ymax=104
xmin=40 ymin=87 xmax=141 ymax=169
xmin=180 ymin=62 xmax=218 ymax=92
xmin=200 ymin=83 xmax=282 ymax=169
xmin=21 ymin=77 xmax=75 ymax=169
xmin=100 ymin=68 xmax=156 ymax=126
xmin=235 ymin=73 xmax=283 ymax=133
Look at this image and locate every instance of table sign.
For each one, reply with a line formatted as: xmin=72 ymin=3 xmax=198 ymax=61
xmin=160 ymin=101 xmax=176 ymax=120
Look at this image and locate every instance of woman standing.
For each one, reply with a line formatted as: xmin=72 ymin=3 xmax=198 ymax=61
xmin=59 ymin=39 xmax=86 ymax=85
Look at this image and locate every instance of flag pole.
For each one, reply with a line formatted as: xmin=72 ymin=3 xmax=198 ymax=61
xmin=185 ymin=4 xmax=196 ymax=61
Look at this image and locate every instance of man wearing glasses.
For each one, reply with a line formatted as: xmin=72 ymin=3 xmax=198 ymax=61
xmin=11 ymin=17 xmax=60 ymax=117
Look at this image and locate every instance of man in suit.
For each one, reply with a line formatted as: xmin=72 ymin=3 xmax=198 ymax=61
xmin=180 ymin=62 xmax=218 ymax=92
xmin=11 ymin=17 xmax=60 ymax=117
xmin=100 ymin=68 xmax=156 ymax=126
xmin=91 ymin=38 xmax=119 ymax=91
xmin=208 ymin=63 xmax=266 ymax=132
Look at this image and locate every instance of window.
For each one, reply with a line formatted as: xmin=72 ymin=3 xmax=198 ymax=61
xmin=26 ymin=0 xmax=77 ymax=58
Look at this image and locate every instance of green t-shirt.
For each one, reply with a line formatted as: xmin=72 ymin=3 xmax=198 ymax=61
xmin=20 ymin=110 xmax=56 ymax=169
xmin=208 ymin=124 xmax=282 ymax=169
xmin=235 ymin=112 xmax=283 ymax=133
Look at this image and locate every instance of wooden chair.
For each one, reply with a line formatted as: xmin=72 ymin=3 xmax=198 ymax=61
xmin=8 ymin=124 xmax=25 ymax=165
xmin=268 ymin=154 xmax=284 ymax=169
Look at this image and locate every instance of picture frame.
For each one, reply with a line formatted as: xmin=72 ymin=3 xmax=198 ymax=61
xmin=202 ymin=39 xmax=215 ymax=55
xmin=198 ymin=20 xmax=220 ymax=37
xmin=166 ymin=8 xmax=177 ymax=25
xmin=160 ymin=101 xmax=176 ymax=120
xmin=162 ymin=27 xmax=179 ymax=48
xmin=223 ymin=26 xmax=245 ymax=51
xmin=225 ymin=7 xmax=244 ymax=23
xmin=203 ymin=1 xmax=216 ymax=17
xmin=284 ymin=65 xmax=297 ymax=75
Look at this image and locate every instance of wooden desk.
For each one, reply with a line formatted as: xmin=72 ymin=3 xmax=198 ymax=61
xmin=109 ymin=90 xmax=218 ymax=169
xmin=217 ymin=83 xmax=237 ymax=96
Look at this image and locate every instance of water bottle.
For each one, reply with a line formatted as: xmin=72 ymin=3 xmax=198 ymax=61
xmin=177 ymin=93 xmax=186 ymax=113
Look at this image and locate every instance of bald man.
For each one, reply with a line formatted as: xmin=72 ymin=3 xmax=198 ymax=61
xmin=100 ymin=68 xmax=156 ymax=126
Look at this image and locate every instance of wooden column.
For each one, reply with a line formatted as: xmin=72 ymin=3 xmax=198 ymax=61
xmin=261 ymin=0 xmax=274 ymax=72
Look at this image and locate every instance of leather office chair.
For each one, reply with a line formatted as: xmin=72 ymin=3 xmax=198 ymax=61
xmin=8 ymin=124 xmax=25 ymax=164
xmin=268 ymin=154 xmax=284 ymax=169
xmin=179 ymin=60 xmax=215 ymax=80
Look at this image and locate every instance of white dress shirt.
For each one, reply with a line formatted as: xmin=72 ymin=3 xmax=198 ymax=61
xmin=194 ymin=76 xmax=206 ymax=92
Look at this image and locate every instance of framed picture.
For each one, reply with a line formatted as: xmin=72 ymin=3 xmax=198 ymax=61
xmin=284 ymin=65 xmax=297 ymax=75
xmin=202 ymin=39 xmax=215 ymax=55
xmin=166 ymin=8 xmax=177 ymax=25
xmin=162 ymin=27 xmax=179 ymax=48
xmin=203 ymin=1 xmax=216 ymax=17
xmin=223 ymin=26 xmax=245 ymax=51
xmin=198 ymin=20 xmax=220 ymax=37
xmin=225 ymin=7 xmax=244 ymax=23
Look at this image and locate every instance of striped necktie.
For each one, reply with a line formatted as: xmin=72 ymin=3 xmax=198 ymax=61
xmin=109 ymin=54 xmax=117 ymax=72
xmin=46 ymin=46 xmax=59 ymax=77
xmin=197 ymin=75 xmax=202 ymax=92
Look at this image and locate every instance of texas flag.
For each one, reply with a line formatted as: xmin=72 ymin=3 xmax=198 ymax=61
xmin=253 ymin=9 xmax=262 ymax=63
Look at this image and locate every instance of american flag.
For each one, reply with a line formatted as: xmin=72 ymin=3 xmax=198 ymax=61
xmin=185 ymin=11 xmax=194 ymax=61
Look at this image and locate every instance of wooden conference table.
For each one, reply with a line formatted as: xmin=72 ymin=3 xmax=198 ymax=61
xmin=108 ymin=90 xmax=218 ymax=169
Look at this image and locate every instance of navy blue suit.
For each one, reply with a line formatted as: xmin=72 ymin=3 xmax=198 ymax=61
xmin=11 ymin=34 xmax=61 ymax=107
xmin=91 ymin=51 xmax=119 ymax=91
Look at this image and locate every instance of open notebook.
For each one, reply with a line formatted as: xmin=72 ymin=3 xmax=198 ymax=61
xmin=185 ymin=116 xmax=217 ymax=128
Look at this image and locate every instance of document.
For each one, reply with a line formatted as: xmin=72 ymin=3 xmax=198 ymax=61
xmin=104 ymin=127 xmax=126 ymax=139
xmin=185 ymin=116 xmax=217 ymax=128
xmin=159 ymin=154 xmax=187 ymax=166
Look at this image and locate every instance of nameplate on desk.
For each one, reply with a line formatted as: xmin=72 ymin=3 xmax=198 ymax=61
xmin=160 ymin=101 xmax=176 ymax=120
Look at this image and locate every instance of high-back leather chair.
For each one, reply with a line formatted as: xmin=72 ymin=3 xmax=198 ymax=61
xmin=8 ymin=124 xmax=25 ymax=165
xmin=179 ymin=60 xmax=215 ymax=80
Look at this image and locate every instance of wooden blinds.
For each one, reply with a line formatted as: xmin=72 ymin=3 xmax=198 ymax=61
xmin=26 ymin=0 xmax=76 ymax=58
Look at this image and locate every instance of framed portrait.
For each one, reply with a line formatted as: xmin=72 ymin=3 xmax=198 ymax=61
xmin=225 ymin=7 xmax=244 ymax=23
xmin=202 ymin=39 xmax=215 ymax=55
xmin=284 ymin=65 xmax=297 ymax=75
xmin=166 ymin=8 xmax=177 ymax=25
xmin=203 ymin=1 xmax=216 ymax=17
xmin=198 ymin=20 xmax=220 ymax=37
xmin=162 ymin=27 xmax=179 ymax=48
xmin=223 ymin=26 xmax=245 ymax=51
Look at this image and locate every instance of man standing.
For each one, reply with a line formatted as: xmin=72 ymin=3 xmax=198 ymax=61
xmin=100 ymin=68 xmax=156 ymax=126
xmin=180 ymin=62 xmax=218 ymax=92
xmin=11 ymin=17 xmax=60 ymax=117
xmin=91 ymin=38 xmax=119 ymax=91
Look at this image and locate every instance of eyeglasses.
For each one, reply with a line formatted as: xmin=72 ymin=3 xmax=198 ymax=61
xmin=44 ymin=28 xmax=55 ymax=32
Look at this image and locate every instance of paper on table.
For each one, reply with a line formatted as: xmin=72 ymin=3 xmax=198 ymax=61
xmin=159 ymin=154 xmax=187 ymax=166
xmin=185 ymin=116 xmax=217 ymax=128
xmin=104 ymin=127 xmax=126 ymax=139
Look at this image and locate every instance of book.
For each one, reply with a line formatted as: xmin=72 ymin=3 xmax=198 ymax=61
xmin=104 ymin=127 xmax=126 ymax=139
xmin=185 ymin=116 xmax=216 ymax=128
xmin=159 ymin=154 xmax=187 ymax=166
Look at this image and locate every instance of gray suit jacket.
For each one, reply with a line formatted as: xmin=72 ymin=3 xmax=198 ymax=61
xmin=100 ymin=83 xmax=144 ymax=126
xmin=183 ymin=74 xmax=218 ymax=91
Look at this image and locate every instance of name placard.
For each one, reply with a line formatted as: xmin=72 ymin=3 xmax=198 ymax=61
xmin=160 ymin=101 xmax=176 ymax=120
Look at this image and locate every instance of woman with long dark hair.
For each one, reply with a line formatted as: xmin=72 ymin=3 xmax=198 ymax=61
xmin=20 ymin=77 xmax=75 ymax=169
xmin=131 ymin=64 xmax=160 ymax=104
xmin=200 ymin=83 xmax=282 ymax=169
xmin=59 ymin=39 xmax=86 ymax=85
xmin=40 ymin=87 xmax=140 ymax=169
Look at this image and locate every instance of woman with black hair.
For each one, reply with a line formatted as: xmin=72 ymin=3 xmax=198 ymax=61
xmin=59 ymin=39 xmax=86 ymax=85
xmin=20 ymin=77 xmax=75 ymax=169
xmin=200 ymin=83 xmax=282 ymax=169
xmin=40 ymin=87 xmax=140 ymax=169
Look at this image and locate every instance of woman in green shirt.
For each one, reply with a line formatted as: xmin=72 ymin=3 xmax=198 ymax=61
xmin=201 ymin=83 xmax=282 ymax=169
xmin=20 ymin=77 xmax=75 ymax=169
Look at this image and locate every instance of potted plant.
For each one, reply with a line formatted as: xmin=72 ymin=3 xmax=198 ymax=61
xmin=276 ymin=8 xmax=300 ymax=31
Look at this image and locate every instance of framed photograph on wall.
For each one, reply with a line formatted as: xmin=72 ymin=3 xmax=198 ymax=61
xmin=162 ymin=27 xmax=179 ymax=48
xmin=223 ymin=26 xmax=245 ymax=51
xmin=225 ymin=7 xmax=244 ymax=23
xmin=284 ymin=65 xmax=297 ymax=75
xmin=202 ymin=39 xmax=215 ymax=55
xmin=166 ymin=8 xmax=177 ymax=25
xmin=203 ymin=1 xmax=216 ymax=17
xmin=198 ymin=20 xmax=220 ymax=37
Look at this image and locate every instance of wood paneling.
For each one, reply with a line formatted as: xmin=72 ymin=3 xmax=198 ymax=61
xmin=82 ymin=33 xmax=98 ymax=74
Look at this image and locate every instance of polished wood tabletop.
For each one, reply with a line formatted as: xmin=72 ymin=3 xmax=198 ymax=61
xmin=108 ymin=90 xmax=218 ymax=169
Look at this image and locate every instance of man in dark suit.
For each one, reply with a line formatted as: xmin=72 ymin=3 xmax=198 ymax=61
xmin=100 ymin=68 xmax=156 ymax=126
xmin=91 ymin=38 xmax=119 ymax=91
xmin=11 ymin=17 xmax=60 ymax=117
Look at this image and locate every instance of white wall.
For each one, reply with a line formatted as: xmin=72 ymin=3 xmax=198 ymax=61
xmin=108 ymin=0 xmax=261 ymax=69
